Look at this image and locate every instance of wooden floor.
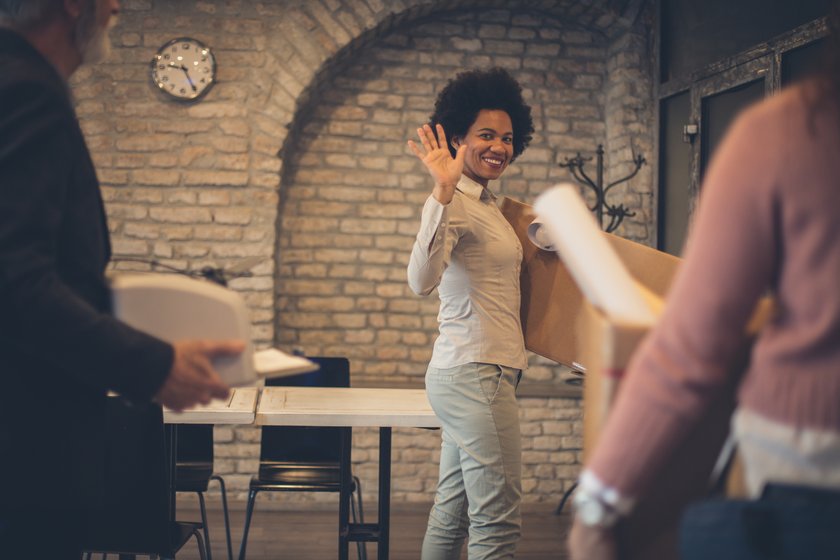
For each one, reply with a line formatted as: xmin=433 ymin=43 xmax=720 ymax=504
xmin=170 ymin=502 xmax=572 ymax=559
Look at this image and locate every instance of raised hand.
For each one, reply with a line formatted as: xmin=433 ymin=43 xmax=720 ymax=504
xmin=407 ymin=123 xmax=466 ymax=205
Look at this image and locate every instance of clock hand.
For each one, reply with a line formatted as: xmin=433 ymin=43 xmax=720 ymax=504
xmin=165 ymin=62 xmax=197 ymax=91
xmin=178 ymin=65 xmax=198 ymax=92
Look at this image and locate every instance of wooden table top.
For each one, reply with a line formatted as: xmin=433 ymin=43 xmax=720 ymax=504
xmin=163 ymin=386 xmax=259 ymax=424
xmin=256 ymin=386 xmax=441 ymax=428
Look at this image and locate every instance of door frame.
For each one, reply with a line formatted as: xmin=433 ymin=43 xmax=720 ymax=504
xmin=689 ymin=57 xmax=772 ymax=213
xmin=654 ymin=13 xmax=828 ymax=248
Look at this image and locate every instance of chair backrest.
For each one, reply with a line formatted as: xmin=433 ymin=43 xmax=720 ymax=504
xmin=260 ymin=356 xmax=349 ymax=464
xmin=84 ymin=397 xmax=170 ymax=553
xmin=176 ymin=423 xmax=214 ymax=464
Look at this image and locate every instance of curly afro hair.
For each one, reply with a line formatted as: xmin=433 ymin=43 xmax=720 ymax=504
xmin=430 ymin=67 xmax=534 ymax=161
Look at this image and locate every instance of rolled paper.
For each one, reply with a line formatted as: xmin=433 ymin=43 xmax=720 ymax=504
xmin=527 ymin=218 xmax=557 ymax=251
xmin=533 ymin=183 xmax=657 ymax=326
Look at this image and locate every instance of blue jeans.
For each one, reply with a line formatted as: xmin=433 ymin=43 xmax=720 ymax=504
xmin=680 ymin=484 xmax=840 ymax=560
xmin=421 ymin=362 xmax=522 ymax=560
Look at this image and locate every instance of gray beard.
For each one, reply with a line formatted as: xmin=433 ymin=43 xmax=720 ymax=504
xmin=81 ymin=28 xmax=111 ymax=64
xmin=75 ymin=5 xmax=113 ymax=64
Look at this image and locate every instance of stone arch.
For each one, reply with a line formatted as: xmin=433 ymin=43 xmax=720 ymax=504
xmin=268 ymin=1 xmax=655 ymax=382
xmin=268 ymin=0 xmax=644 ymax=170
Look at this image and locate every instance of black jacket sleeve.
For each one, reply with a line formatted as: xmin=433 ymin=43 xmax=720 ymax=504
xmin=0 ymin=76 xmax=173 ymax=401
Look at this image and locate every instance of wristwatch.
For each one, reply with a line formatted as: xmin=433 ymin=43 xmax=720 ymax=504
xmin=573 ymin=488 xmax=621 ymax=528
xmin=572 ymin=470 xmax=635 ymax=528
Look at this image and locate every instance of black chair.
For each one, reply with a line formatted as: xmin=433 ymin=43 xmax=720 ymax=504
xmin=238 ymin=357 xmax=367 ymax=560
xmin=175 ymin=424 xmax=233 ymax=560
xmin=82 ymin=397 xmax=207 ymax=560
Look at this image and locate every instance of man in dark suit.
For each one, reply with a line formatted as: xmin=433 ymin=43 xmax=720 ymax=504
xmin=0 ymin=1 xmax=244 ymax=556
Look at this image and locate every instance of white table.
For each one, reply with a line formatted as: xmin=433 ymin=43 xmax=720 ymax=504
xmin=256 ymin=386 xmax=439 ymax=428
xmin=163 ymin=386 xmax=259 ymax=424
xmin=257 ymin=387 xmax=441 ymax=560
xmin=162 ymin=387 xmax=259 ymax=536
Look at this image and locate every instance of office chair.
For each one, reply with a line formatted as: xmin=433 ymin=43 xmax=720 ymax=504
xmin=82 ymin=397 xmax=207 ymax=560
xmin=238 ymin=357 xmax=367 ymax=560
xmin=175 ymin=424 xmax=233 ymax=560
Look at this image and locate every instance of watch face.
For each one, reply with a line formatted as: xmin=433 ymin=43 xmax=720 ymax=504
xmin=576 ymin=496 xmax=606 ymax=526
xmin=573 ymin=491 xmax=619 ymax=528
xmin=150 ymin=37 xmax=216 ymax=101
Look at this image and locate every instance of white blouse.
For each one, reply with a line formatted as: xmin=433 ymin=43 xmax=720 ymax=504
xmin=407 ymin=175 xmax=526 ymax=370
xmin=734 ymin=407 xmax=840 ymax=496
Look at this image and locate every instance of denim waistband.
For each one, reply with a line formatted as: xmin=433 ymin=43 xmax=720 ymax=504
xmin=762 ymin=483 xmax=840 ymax=503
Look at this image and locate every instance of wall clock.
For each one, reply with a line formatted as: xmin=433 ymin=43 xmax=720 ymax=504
xmin=150 ymin=37 xmax=216 ymax=101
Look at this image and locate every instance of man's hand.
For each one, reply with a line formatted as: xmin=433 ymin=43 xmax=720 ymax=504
xmin=154 ymin=339 xmax=244 ymax=411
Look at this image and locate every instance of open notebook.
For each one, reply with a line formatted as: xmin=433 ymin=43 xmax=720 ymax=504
xmin=110 ymin=273 xmax=316 ymax=386
xmin=532 ymin=183 xmax=661 ymax=327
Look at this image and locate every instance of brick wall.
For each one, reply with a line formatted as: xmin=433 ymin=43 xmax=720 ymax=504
xmin=70 ymin=0 xmax=655 ymax=505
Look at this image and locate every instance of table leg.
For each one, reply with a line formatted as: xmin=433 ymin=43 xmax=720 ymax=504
xmin=339 ymin=426 xmax=352 ymax=560
xmin=378 ymin=427 xmax=392 ymax=560
xmin=165 ymin=424 xmax=177 ymax=523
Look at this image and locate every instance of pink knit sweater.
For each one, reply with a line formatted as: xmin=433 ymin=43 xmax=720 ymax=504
xmin=587 ymin=81 xmax=840 ymax=498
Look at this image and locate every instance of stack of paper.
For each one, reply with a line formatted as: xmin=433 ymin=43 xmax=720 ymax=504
xmin=111 ymin=273 xmax=317 ymax=386
xmin=254 ymin=348 xmax=319 ymax=378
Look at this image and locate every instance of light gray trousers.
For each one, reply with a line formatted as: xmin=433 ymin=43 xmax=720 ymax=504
xmin=421 ymin=362 xmax=522 ymax=560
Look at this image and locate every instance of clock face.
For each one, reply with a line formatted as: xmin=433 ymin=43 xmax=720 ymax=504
xmin=150 ymin=37 xmax=216 ymax=101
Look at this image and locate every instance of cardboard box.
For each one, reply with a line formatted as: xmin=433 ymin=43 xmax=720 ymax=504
xmin=501 ymin=196 xmax=772 ymax=559
xmin=579 ymin=298 xmax=742 ymax=560
xmin=499 ymin=196 xmax=680 ymax=371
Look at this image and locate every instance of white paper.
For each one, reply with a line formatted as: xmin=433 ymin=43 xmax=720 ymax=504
xmin=111 ymin=273 xmax=257 ymax=386
xmin=253 ymin=348 xmax=318 ymax=378
xmin=533 ymin=183 xmax=656 ymax=326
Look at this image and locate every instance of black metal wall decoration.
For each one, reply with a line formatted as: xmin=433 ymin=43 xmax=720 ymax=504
xmin=558 ymin=144 xmax=646 ymax=233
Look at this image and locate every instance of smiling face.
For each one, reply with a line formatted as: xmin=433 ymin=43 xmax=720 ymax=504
xmin=452 ymin=109 xmax=514 ymax=187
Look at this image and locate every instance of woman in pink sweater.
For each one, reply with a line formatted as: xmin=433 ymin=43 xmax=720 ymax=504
xmin=569 ymin=6 xmax=840 ymax=560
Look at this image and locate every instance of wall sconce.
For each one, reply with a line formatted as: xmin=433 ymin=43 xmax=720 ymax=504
xmin=683 ymin=123 xmax=699 ymax=143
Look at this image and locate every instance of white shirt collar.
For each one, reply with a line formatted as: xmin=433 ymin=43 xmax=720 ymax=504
xmin=456 ymin=174 xmax=496 ymax=202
